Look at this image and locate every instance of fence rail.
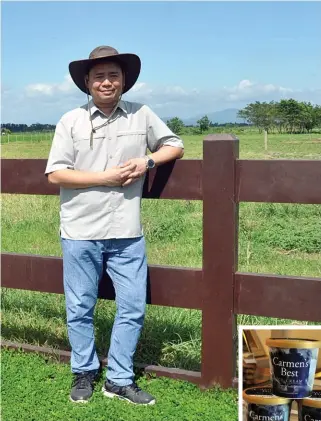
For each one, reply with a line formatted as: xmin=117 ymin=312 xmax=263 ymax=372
xmin=3 ymin=158 xmax=321 ymax=204
xmin=1 ymin=132 xmax=54 ymax=144
xmin=1 ymin=134 xmax=321 ymax=389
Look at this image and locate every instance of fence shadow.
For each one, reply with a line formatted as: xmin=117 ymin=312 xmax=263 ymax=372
xmin=2 ymin=288 xmax=201 ymax=371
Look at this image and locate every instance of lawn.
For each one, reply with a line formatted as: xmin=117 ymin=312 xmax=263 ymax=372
xmin=1 ymin=130 xmax=321 ymax=420
xmin=1 ymin=349 xmax=237 ymax=421
xmin=2 ymin=130 xmax=321 ymax=159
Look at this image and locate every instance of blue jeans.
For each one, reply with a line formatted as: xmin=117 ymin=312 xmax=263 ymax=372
xmin=61 ymin=236 xmax=147 ymax=386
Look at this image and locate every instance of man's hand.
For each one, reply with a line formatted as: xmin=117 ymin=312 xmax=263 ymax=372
xmin=102 ymin=162 xmax=138 ymax=187
xmin=119 ymin=158 xmax=147 ymax=187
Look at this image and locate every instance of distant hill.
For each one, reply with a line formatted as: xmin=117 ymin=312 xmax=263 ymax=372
xmin=162 ymin=108 xmax=243 ymax=126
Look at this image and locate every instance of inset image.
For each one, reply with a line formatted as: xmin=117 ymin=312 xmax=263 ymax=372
xmin=239 ymin=326 xmax=321 ymax=421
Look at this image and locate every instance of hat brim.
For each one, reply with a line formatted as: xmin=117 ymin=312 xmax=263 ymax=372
xmin=69 ymin=53 xmax=141 ymax=94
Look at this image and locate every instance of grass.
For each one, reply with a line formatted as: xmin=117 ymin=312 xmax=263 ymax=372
xmin=0 ymin=131 xmax=53 ymax=145
xmin=2 ymin=131 xmax=321 ymax=159
xmin=1 ymin=130 xmax=321 ymax=419
xmin=1 ymin=349 xmax=237 ymax=421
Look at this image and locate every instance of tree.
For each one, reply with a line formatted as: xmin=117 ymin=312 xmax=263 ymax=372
xmin=197 ymin=115 xmax=211 ymax=133
xmin=237 ymin=102 xmax=271 ymax=132
xmin=299 ymin=102 xmax=317 ymax=133
xmin=166 ymin=117 xmax=184 ymax=135
xmin=238 ymin=100 xmax=321 ymax=134
xmin=314 ymin=105 xmax=321 ymax=128
xmin=0 ymin=123 xmax=55 ymax=132
xmin=277 ymin=99 xmax=302 ymax=133
xmin=237 ymin=108 xmax=251 ymax=125
xmin=1 ymin=128 xmax=12 ymax=135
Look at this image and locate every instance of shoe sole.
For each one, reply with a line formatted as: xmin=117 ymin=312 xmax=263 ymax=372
xmin=69 ymin=396 xmax=90 ymax=404
xmin=102 ymin=386 xmax=156 ymax=406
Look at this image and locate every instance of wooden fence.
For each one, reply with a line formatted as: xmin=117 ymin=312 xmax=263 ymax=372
xmin=2 ymin=134 xmax=321 ymax=389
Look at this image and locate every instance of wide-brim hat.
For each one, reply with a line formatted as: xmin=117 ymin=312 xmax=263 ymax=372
xmin=69 ymin=46 xmax=141 ymax=94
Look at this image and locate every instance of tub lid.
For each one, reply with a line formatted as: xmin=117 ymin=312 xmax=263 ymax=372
xmin=243 ymin=387 xmax=291 ymax=405
xmin=302 ymin=390 xmax=321 ymax=408
xmin=266 ymin=338 xmax=321 ymax=349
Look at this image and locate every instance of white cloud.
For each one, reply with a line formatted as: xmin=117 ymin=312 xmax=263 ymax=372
xmin=223 ymin=79 xmax=293 ymax=102
xmin=25 ymin=75 xmax=76 ymax=97
xmin=1 ymin=75 xmax=320 ymax=124
xmin=131 ymin=82 xmax=149 ymax=93
xmin=25 ymin=83 xmax=54 ymax=96
xmin=125 ymin=83 xmax=193 ymax=105
xmin=238 ymin=79 xmax=254 ymax=90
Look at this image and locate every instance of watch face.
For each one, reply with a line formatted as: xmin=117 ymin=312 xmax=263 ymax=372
xmin=148 ymin=159 xmax=155 ymax=169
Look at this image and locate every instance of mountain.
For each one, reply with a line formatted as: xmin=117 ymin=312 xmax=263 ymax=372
xmin=162 ymin=108 xmax=243 ymax=126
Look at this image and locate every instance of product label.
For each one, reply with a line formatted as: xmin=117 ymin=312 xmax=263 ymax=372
xmin=269 ymin=347 xmax=318 ymax=398
xmin=301 ymin=406 xmax=321 ymax=421
xmin=245 ymin=388 xmax=276 ymax=397
xmin=247 ymin=403 xmax=291 ymax=421
xmin=298 ymin=391 xmax=321 ymax=421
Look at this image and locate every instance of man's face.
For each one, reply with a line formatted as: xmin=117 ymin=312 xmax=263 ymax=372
xmin=87 ymin=61 xmax=124 ymax=105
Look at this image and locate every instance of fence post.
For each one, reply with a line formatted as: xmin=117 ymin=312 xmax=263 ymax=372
xmin=201 ymin=134 xmax=239 ymax=388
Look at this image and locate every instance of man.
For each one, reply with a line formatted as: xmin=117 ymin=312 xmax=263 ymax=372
xmin=45 ymin=46 xmax=184 ymax=406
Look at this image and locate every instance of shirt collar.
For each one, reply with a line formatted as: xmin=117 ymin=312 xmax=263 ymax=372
xmin=89 ymin=98 xmax=127 ymax=118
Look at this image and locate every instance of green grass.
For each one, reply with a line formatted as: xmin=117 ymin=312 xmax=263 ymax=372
xmin=1 ymin=133 xmax=321 ymax=364
xmin=0 ymin=131 xmax=54 ymax=145
xmin=1 ymin=130 xmax=321 ymax=420
xmin=1 ymin=349 xmax=237 ymax=421
xmin=1 ymin=131 xmax=321 ymax=159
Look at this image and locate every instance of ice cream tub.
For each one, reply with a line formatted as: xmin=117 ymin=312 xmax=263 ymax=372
xmin=298 ymin=390 xmax=321 ymax=421
xmin=243 ymin=387 xmax=292 ymax=421
xmin=266 ymin=338 xmax=321 ymax=399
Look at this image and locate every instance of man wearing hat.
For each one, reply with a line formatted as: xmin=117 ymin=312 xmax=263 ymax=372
xmin=45 ymin=46 xmax=184 ymax=405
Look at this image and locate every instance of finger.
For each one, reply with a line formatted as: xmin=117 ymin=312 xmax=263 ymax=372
xmin=128 ymin=163 xmax=137 ymax=171
xmin=121 ymin=164 xmax=136 ymax=173
xmin=128 ymin=171 xmax=142 ymax=179
xmin=123 ymin=176 xmax=140 ymax=186
xmin=122 ymin=178 xmax=134 ymax=187
xmin=120 ymin=169 xmax=140 ymax=181
xmin=121 ymin=171 xmax=140 ymax=181
xmin=120 ymin=171 xmax=134 ymax=180
xmin=119 ymin=161 xmax=131 ymax=168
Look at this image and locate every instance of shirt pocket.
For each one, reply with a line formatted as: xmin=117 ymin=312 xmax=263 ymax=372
xmin=72 ymin=129 xmax=106 ymax=169
xmin=73 ymin=128 xmax=106 ymax=158
xmin=116 ymin=130 xmax=147 ymax=162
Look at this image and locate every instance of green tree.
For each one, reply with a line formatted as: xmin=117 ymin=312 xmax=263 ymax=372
xmin=299 ymin=102 xmax=317 ymax=133
xmin=166 ymin=117 xmax=184 ymax=135
xmin=197 ymin=115 xmax=211 ymax=133
xmin=313 ymin=105 xmax=321 ymax=128
xmin=238 ymin=99 xmax=321 ymax=134
xmin=237 ymin=108 xmax=251 ymax=125
xmin=1 ymin=128 xmax=12 ymax=135
xmin=277 ymin=99 xmax=302 ymax=133
xmin=237 ymin=102 xmax=274 ymax=133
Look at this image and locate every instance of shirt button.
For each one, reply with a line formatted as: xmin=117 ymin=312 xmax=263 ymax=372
xmin=108 ymin=137 xmax=112 ymax=140
xmin=109 ymin=155 xmax=113 ymax=159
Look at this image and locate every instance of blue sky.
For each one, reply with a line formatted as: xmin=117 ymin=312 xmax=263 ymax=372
xmin=2 ymin=1 xmax=321 ymax=124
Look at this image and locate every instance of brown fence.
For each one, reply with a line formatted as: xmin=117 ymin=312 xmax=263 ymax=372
xmin=2 ymin=134 xmax=321 ymax=389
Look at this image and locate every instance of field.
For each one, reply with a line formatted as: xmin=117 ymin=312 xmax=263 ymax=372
xmin=1 ymin=130 xmax=321 ymax=421
xmin=2 ymin=130 xmax=321 ymax=160
xmin=0 ymin=131 xmax=54 ymax=145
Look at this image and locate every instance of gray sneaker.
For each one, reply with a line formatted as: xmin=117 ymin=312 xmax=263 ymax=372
xmin=70 ymin=371 xmax=96 ymax=403
xmin=102 ymin=380 xmax=156 ymax=405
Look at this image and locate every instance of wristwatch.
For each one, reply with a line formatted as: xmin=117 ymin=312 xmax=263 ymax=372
xmin=144 ymin=155 xmax=156 ymax=170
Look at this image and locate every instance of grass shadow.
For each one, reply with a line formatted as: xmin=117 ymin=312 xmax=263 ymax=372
xmin=2 ymin=289 xmax=201 ymax=371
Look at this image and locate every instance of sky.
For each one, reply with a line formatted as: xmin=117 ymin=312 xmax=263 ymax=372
xmin=1 ymin=1 xmax=321 ymax=124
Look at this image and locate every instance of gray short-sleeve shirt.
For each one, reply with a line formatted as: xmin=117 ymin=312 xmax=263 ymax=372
xmin=45 ymin=99 xmax=184 ymax=240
